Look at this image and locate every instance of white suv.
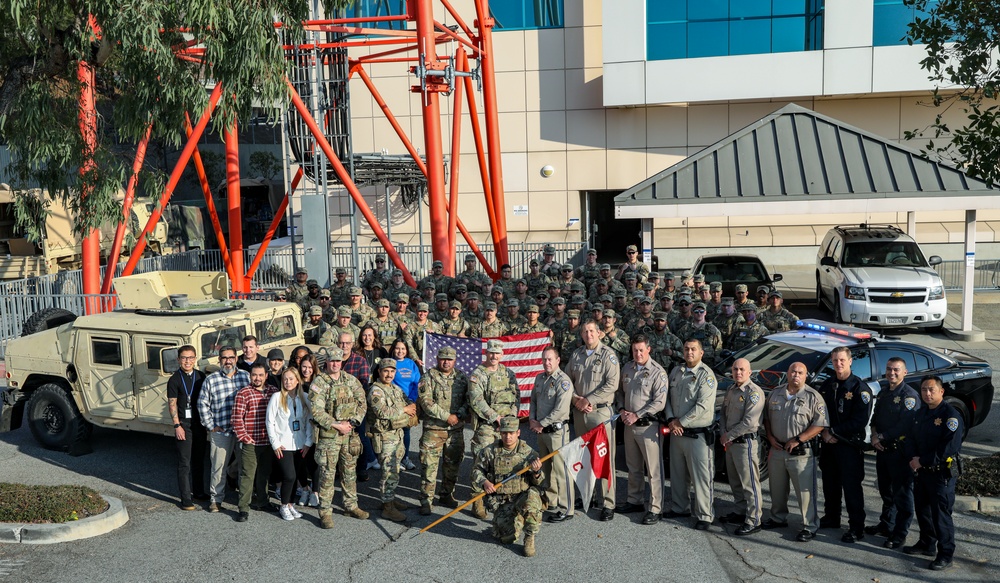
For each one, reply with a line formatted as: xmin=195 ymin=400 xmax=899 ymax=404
xmin=816 ymin=224 xmax=946 ymax=329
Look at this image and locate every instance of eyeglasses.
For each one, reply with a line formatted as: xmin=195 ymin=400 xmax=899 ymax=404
xmin=338 ymin=341 xmax=353 ymax=346
xmin=220 ymin=356 xmax=236 ymax=361
xmin=179 ymin=356 xmax=196 ymax=361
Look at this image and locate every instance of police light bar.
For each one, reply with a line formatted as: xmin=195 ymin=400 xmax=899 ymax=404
xmin=795 ymin=319 xmax=875 ymax=340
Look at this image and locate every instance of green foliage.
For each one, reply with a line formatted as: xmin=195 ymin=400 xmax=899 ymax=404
xmin=0 ymin=483 xmax=108 ymax=523
xmin=249 ymin=150 xmax=283 ymax=179
xmin=905 ymin=0 xmax=1000 ymax=182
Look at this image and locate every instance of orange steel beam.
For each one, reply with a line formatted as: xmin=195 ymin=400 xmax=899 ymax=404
xmin=122 ymin=84 xmax=223 ymax=275
xmin=78 ymin=56 xmax=101 ymax=299
xmin=439 ymin=0 xmax=475 ymax=38
xmin=245 ymin=166 xmax=303 ymax=282
xmin=447 ymin=51 xmax=464 ymax=255
xmin=184 ymin=113 xmax=236 ymax=284
xmin=285 ymin=77 xmax=417 ymax=289
xmin=224 ymin=122 xmax=246 ymax=293
xmin=462 ymin=65 xmax=502 ymax=256
xmin=101 ymin=122 xmax=152 ymax=294
xmin=433 ymin=20 xmax=480 ymax=54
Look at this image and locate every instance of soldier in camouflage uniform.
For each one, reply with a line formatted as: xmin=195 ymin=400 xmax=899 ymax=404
xmin=286 ymin=267 xmax=310 ymax=305
xmin=539 ymin=245 xmax=561 ymax=280
xmin=367 ymin=358 xmax=417 ymax=522
xmin=384 ymin=269 xmax=415 ymax=305
xmin=440 ymin=301 xmax=472 ymax=336
xmin=575 ymin=248 xmax=602 ymax=290
xmin=468 ymin=339 xmax=520 ymax=519
xmin=534 ymin=291 xmax=551 ymax=320
xmin=706 ymin=282 xmax=724 ymax=320
xmin=657 ymin=291 xmax=676 ymax=323
xmin=327 ymin=268 xmax=349 ymax=307
xmin=361 ymin=253 xmax=391 ymax=294
xmin=588 ymin=278 xmax=611 ymax=305
xmin=647 ymin=312 xmax=683 ymax=370
xmin=670 ymin=294 xmax=693 ymax=334
xmin=309 ymin=347 xmax=369 ymax=528
xmin=647 ymin=272 xmax=662 ymax=295
xmin=759 ymin=290 xmax=798 ymax=333
xmin=661 ymin=272 xmax=676 ymax=295
xmin=597 ymin=264 xmax=626 ymax=295
xmin=472 ymin=416 xmax=544 ymax=557
xmin=546 ymin=296 xmax=567 ymax=328
xmin=713 ymin=297 xmax=744 ymax=348
xmin=524 ymin=260 xmax=551 ymax=297
xmin=599 ymin=309 xmax=631 ymax=364
xmin=370 ymin=299 xmax=400 ymax=347
xmin=497 ymin=264 xmax=516 ymax=297
xmin=316 ymin=290 xmax=336 ymax=324
xmin=556 ymin=310 xmax=582 ymax=365
xmin=729 ymin=303 xmax=769 ymax=352
xmin=518 ymin=304 xmax=550 ymax=335
xmin=616 ymin=244 xmax=650 ymax=285
xmin=392 ymin=294 xmax=412 ymax=327
xmin=419 ymin=260 xmax=453 ymax=296
xmin=471 ymin=301 xmax=509 ymax=338
xmin=675 ymin=302 xmax=724 ymax=367
xmin=455 ymin=254 xmax=491 ymax=296
xmin=503 ymin=299 xmax=528 ymax=330
xmin=403 ymin=303 xmax=440 ymax=368
xmin=510 ymin=279 xmax=532 ymax=311
xmin=345 ymin=287 xmax=377 ymax=327
xmin=417 ymin=346 xmax=469 ymax=514
xmin=463 ymin=292 xmax=485 ymax=325
xmin=304 ymin=306 xmax=338 ymax=347
xmin=625 ymin=296 xmax=656 ymax=338
xmin=297 ymin=280 xmax=322 ymax=313
xmin=431 ymin=293 xmax=450 ymax=323
xmin=332 ymin=306 xmax=361 ymax=344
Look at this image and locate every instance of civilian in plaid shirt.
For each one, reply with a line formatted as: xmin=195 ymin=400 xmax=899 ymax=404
xmin=233 ymin=363 xmax=279 ymax=521
xmin=334 ymin=331 xmax=378 ymax=477
xmin=197 ymin=346 xmax=251 ymax=511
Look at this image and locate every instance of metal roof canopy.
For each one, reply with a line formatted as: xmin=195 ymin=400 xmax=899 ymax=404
xmin=614 ymin=103 xmax=1000 ymax=219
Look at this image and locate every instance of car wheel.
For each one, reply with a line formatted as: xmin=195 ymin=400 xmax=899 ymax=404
xmin=26 ymin=383 xmax=91 ymax=451
xmin=945 ymin=398 xmax=971 ymax=441
xmin=21 ymin=307 xmax=77 ymax=337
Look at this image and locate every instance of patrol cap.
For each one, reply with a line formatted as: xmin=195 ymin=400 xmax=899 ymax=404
xmin=467 ymin=292 xmax=480 ymax=300
xmin=529 ymin=258 xmax=539 ymax=266
xmin=377 ymin=298 xmax=390 ymax=307
xmin=548 ymin=281 xmax=561 ymax=289
xmin=693 ymin=274 xmax=706 ymax=283
xmin=267 ymin=348 xmax=285 ymax=360
xmin=296 ymin=267 xmax=308 ymax=275
xmin=498 ymin=416 xmax=519 ymax=433
xmin=375 ymin=253 xmax=386 ymax=261
xmin=648 ymin=272 xmax=660 ymax=281
xmin=624 ymin=272 xmax=637 ymax=281
xmin=660 ymin=291 xmax=675 ymax=300
xmin=348 ymin=286 xmax=362 ymax=296
xmin=465 ymin=254 xmax=475 ymax=262
xmin=721 ymin=297 xmax=735 ymax=306
xmin=587 ymin=248 xmax=597 ymax=256
xmin=692 ymin=301 xmax=707 ymax=311
xmin=626 ymin=244 xmax=638 ymax=252
xmin=561 ymin=263 xmax=573 ymax=271
xmin=454 ymin=284 xmax=467 ymax=293
xmin=320 ymin=289 xmax=331 ymax=298
xmin=571 ymin=296 xmax=586 ymax=305
xmin=653 ymin=311 xmax=668 ymax=321
xmin=571 ymin=282 xmax=586 ymax=292
xmin=335 ymin=267 xmax=347 ymax=275
xmin=599 ymin=294 xmax=613 ymax=303
xmin=370 ymin=281 xmax=383 ymax=289
xmin=567 ymin=309 xmax=581 ymax=318
xmin=435 ymin=293 xmax=448 ymax=302
xmin=739 ymin=302 xmax=758 ymax=312
xmin=642 ymin=283 xmax=655 ymax=291
xmin=632 ymin=290 xmax=645 ymax=299
xmin=484 ymin=301 xmax=498 ymax=311
xmin=307 ymin=279 xmax=319 ymax=288
xmin=396 ymin=293 xmax=409 ymax=303
xmin=337 ymin=306 xmax=352 ymax=317
xmin=322 ymin=346 xmax=345 ymax=362
xmin=535 ymin=291 xmax=549 ymax=300
xmin=592 ymin=304 xmax=604 ymax=313
xmin=605 ymin=309 xmax=617 ymax=319
xmin=486 ymin=339 xmax=504 ymax=353
xmin=681 ymin=270 xmax=692 ymax=279
xmin=392 ymin=268 xmax=403 ymax=276
xmin=416 ymin=302 xmax=430 ymax=312
xmin=708 ymin=282 xmax=722 ymax=291
xmin=432 ymin=260 xmax=444 ymax=268
xmin=543 ymin=245 xmax=556 ymax=254
xmin=551 ymin=297 xmax=565 ymax=306
xmin=308 ymin=305 xmax=323 ymax=316
xmin=515 ymin=278 xmax=527 ymax=285
xmin=506 ymin=299 xmax=520 ymax=307
xmin=675 ymin=295 xmax=692 ymax=305
xmin=664 ymin=272 xmax=675 ymax=280
xmin=698 ymin=284 xmax=710 ymax=292
xmin=595 ymin=279 xmax=608 ymax=287
xmin=377 ymin=358 xmax=397 ymax=371
xmin=735 ymin=284 xmax=748 ymax=293
xmin=613 ymin=290 xmax=627 ymax=298
xmin=437 ymin=346 xmax=457 ymax=360
xmin=492 ymin=287 xmax=505 ymax=296
xmin=679 ymin=286 xmax=693 ymax=295
xmin=450 ymin=300 xmax=463 ymax=309
xmin=600 ymin=263 xmax=611 ymax=270
xmin=524 ymin=304 xmax=538 ymax=314
xmin=756 ymin=285 xmax=770 ymax=294
xmin=422 ymin=281 xmax=436 ymax=290
xmin=769 ymin=289 xmax=783 ymax=299
xmin=640 ymin=296 xmax=653 ymax=304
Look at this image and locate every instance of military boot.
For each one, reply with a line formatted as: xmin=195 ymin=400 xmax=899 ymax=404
xmin=438 ymin=493 xmax=459 ymax=508
xmin=382 ymin=501 xmax=407 ymax=522
xmin=472 ymin=499 xmax=488 ymax=520
xmin=345 ymin=506 xmax=369 ymax=520
xmin=392 ymin=498 xmax=410 ymax=511
xmin=319 ymin=512 xmax=335 ymax=529
xmin=419 ymin=502 xmax=432 ymax=516
xmin=523 ymin=533 xmax=536 ymax=557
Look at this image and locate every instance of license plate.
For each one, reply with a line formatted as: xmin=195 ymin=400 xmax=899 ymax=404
xmin=885 ymin=317 xmax=906 ymax=325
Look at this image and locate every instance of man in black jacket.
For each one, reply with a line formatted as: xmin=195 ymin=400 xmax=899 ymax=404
xmin=167 ymin=344 xmax=207 ymax=510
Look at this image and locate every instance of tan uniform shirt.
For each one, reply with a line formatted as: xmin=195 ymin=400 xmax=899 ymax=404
xmin=530 ymin=370 xmax=574 ymax=428
xmin=765 ymin=384 xmax=829 ymax=443
xmin=722 ymin=380 xmax=765 ymax=441
xmin=665 ymin=361 xmax=716 ymax=429
xmin=617 ymin=359 xmax=668 ymax=420
xmin=565 ymin=343 xmax=621 ymax=407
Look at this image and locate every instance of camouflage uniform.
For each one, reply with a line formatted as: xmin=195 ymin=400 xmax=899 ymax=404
xmin=332 ymin=322 xmax=361 ymax=344
xmin=669 ymin=312 xmax=691 ymax=335
xmin=440 ymin=316 xmax=472 ymax=336
xmin=713 ymin=311 xmax=744 ymax=348
xmin=417 ymin=367 xmax=470 ymax=504
xmin=706 ymin=301 xmax=722 ymax=322
xmin=367 ymin=379 xmax=413 ymax=503
xmin=329 ymin=281 xmax=351 ymax=307
xmin=517 ymin=321 xmax=550 ymax=335
xmin=305 ymin=320 xmax=338 ymax=347
xmin=297 ymin=294 xmax=322 ymax=313
xmin=371 ymin=316 xmax=401 ymax=348
xmin=600 ymin=327 xmax=631 ymax=364
xmin=555 ymin=325 xmax=581 ymax=364
xmin=468 ymin=364 xmax=520 ymax=462
xmin=646 ymin=327 xmax=683 ymax=370
xmin=385 ymin=283 xmax=417 ymax=304
xmin=349 ymin=303 xmax=377 ymax=328
xmin=503 ymin=313 xmax=528 ymax=331
xmin=729 ymin=321 xmax=768 ymax=352
xmin=287 ymin=282 xmax=310 ymax=305
xmin=471 ymin=435 xmax=543 ymax=545
xmin=403 ymin=318 xmax=440 ymax=362
xmin=625 ymin=312 xmax=655 ymax=338
xmin=576 ymin=263 xmax=602 ymax=291
xmin=463 ymin=306 xmax=486 ymax=326
xmin=421 ymin=273 xmax=454 ymax=296
xmin=310 ymin=370 xmax=367 ymax=517
xmin=362 ymin=268 xmax=391 ymax=292
xmin=675 ymin=322 xmax=724 ymax=367
xmin=758 ymin=307 xmax=799 ymax=334
xmin=525 ymin=273 xmax=552 ymax=296
xmin=472 ymin=317 xmax=509 ymax=339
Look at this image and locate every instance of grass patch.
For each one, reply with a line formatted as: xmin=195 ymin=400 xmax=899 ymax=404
xmin=957 ymin=452 xmax=1000 ymax=497
xmin=0 ymin=483 xmax=108 ymax=524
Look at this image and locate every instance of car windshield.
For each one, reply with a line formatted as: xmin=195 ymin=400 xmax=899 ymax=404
xmin=727 ymin=340 xmax=827 ymax=389
xmin=842 ymin=241 xmax=927 ymax=268
xmin=699 ymin=260 xmax=765 ymax=283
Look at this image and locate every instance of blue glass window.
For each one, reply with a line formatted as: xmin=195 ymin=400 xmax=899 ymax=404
xmin=351 ymin=0 xmax=564 ymax=31
xmin=646 ymin=0 xmax=825 ymax=61
xmin=873 ymin=0 xmax=938 ymax=46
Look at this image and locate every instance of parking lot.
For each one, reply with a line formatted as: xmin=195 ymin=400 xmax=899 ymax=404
xmin=0 ymin=299 xmax=998 ymax=582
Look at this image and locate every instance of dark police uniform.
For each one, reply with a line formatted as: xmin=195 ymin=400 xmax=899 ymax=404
xmin=904 ymin=400 xmax=963 ymax=568
xmin=818 ymin=372 xmax=873 ymax=538
xmin=870 ymin=381 xmax=920 ymax=544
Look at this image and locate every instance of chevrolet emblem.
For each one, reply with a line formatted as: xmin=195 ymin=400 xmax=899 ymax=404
xmin=891 ymin=292 xmax=904 ymax=298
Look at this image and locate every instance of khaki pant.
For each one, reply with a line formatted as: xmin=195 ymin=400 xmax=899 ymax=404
xmin=668 ymin=433 xmax=714 ymax=522
xmin=537 ymin=427 xmax=571 ymax=514
xmin=624 ymin=423 xmax=664 ymax=514
xmin=725 ymin=439 xmax=762 ymax=527
xmin=572 ymin=406 xmax=615 ymax=509
xmin=768 ymin=449 xmax=819 ymax=532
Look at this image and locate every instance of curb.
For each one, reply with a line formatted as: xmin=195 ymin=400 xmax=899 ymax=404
xmin=956 ymin=494 xmax=1000 ymax=516
xmin=0 ymin=495 xmax=128 ymax=544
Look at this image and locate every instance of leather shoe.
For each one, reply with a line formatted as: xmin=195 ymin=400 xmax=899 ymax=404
xmin=615 ymin=502 xmax=645 ymax=514
xmin=761 ymin=518 xmax=788 ymax=530
xmin=734 ymin=524 xmax=761 ymax=536
xmin=661 ymin=509 xmax=692 ymax=519
xmin=884 ymin=538 xmax=904 ymax=550
xmin=251 ymin=502 xmax=279 ymax=513
xmin=721 ymin=512 xmax=745 ymax=524
xmin=694 ymin=520 xmax=711 ymax=531
xmin=236 ymin=512 xmax=249 ymax=523
xmin=819 ymin=516 xmax=841 ymax=529
xmin=928 ymin=558 xmax=953 ymax=571
xmin=841 ymin=530 xmax=864 ymax=544
xmin=547 ymin=511 xmax=573 ymax=523
xmin=796 ymin=529 xmax=815 ymax=542
xmin=599 ymin=507 xmax=614 ymax=522
xmin=864 ymin=524 xmax=890 ymax=537
xmin=903 ymin=543 xmax=936 ymax=557
xmin=641 ymin=512 xmax=659 ymax=525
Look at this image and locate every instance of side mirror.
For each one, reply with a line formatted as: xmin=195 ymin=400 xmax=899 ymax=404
xmin=161 ymin=347 xmax=180 ymax=374
xmin=928 ymin=255 xmax=942 ymax=266
xmin=772 ymin=273 xmax=783 ymax=282
xmin=820 ymin=257 xmax=836 ymax=267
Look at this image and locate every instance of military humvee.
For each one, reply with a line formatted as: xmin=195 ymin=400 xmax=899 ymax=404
xmin=0 ymin=271 xmax=305 ymax=452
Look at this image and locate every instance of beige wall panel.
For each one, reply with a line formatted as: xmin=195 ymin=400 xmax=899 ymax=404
xmin=565 ymin=68 xmax=604 ymax=110
xmin=525 ymin=29 xmax=566 ymax=71
xmin=566 ymin=191 xmax=583 ymax=226
xmin=922 ymin=210 xmax=967 ymax=222
xmin=914 ymin=222 xmax=949 ymax=244
xmin=646 ymin=148 xmax=687 ymax=174
xmin=813 ymin=98 xmax=901 ymax=140
xmin=527 ymin=192 xmax=569 ymax=231
xmin=502 ymin=151 xmax=530 ymax=192
xmin=373 ymin=75 xmax=412 ymax=117
xmin=694 ymin=227 xmax=732 ymax=247
xmin=687 ymin=216 xmax=729 ymax=228
xmin=567 ymin=150 xmax=608 ymax=190
xmin=527 ymin=110 xmax=568 ymax=151
xmin=367 ymin=59 xmax=407 ymax=79
xmin=606 ymin=107 xmax=647 ymax=149
xmin=493 ymin=30 xmax=527 ymax=72
xmin=653 ymin=228 xmax=688 ymax=248
xmin=565 ymin=26 xmax=603 ymax=70
xmin=527 ymin=150 xmax=568 ymax=192
xmin=456 ymin=152 xmax=487 ymax=195
xmin=408 ymin=116 xmax=426 ymax=155
xmin=495 ymin=71 xmax=528 ymax=112
xmin=457 ymin=192 xmax=491 ymax=232
xmin=499 ymin=112 xmax=528 ymax=152
xmin=566 ymin=0 xmax=603 ymax=27
xmin=525 ymin=70 xmax=567 ymax=111
xmin=653 ymin=217 xmax=687 ymax=229
xmin=565 ymin=109 xmax=607 ymax=150
xmin=688 ymin=104 xmax=731 ymax=147
xmin=457 ymin=109 xmax=488 ymax=156
xmin=865 ymin=212 xmax=900 ymax=224
xmin=606 ymin=149 xmax=647 ymax=189
xmin=898 ymin=95 xmax=972 ymax=140
xmin=941 ymin=221 xmax=995 ymax=243
xmin=728 ymin=101 xmax=803 ymax=133
xmin=647 ymin=106 xmax=688 ymax=148
xmin=372 ymin=117 xmax=408 ymax=155
xmin=349 ymin=78 xmax=374 ymax=118
xmin=729 ymin=227 xmax=773 ymax=247
xmin=350 ymin=117 xmax=376 ymax=154
xmin=771 ymin=225 xmax=821 ymax=246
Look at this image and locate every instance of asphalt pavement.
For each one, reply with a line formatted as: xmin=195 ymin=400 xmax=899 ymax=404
xmin=1 ymin=299 xmax=999 ymax=582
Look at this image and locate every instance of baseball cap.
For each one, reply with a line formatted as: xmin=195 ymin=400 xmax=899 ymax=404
xmin=337 ymin=306 xmax=352 ymax=317
xmin=396 ymin=294 xmax=409 ymax=303
xmin=348 ymin=286 xmax=362 ymax=296
xmin=551 ymin=297 xmax=565 ymax=306
xmin=653 ymin=312 xmax=667 ymax=320
xmin=498 ymin=416 xmax=519 ymax=433
xmin=432 ymin=260 xmax=444 ymax=268
xmin=605 ymin=309 xmax=616 ymax=319
xmin=721 ymin=297 xmax=734 ymax=306
xmin=335 ymin=267 xmax=347 ymax=275
xmin=769 ymin=290 xmax=783 ymax=298
xmin=465 ymin=254 xmax=475 ymax=262
xmin=308 ymin=306 xmax=323 ymax=316
xmin=416 ymin=302 xmax=430 ymax=312
xmin=370 ymin=281 xmax=383 ymax=289
xmin=757 ymin=285 xmax=770 ymax=294
xmin=320 ymin=289 xmax=331 ymax=298
xmin=267 ymin=348 xmax=285 ymax=360
xmin=735 ymin=284 xmax=748 ymax=293
xmin=526 ymin=304 xmax=539 ymax=313
xmin=626 ymin=244 xmax=637 ymax=252
xmin=437 ymin=346 xmax=457 ymax=360
xmin=296 ymin=267 xmax=307 ymax=275
xmin=392 ymin=268 xmax=403 ymax=276
xmin=486 ymin=339 xmax=504 ymax=354
xmin=710 ymin=282 xmax=723 ymax=291
xmin=543 ymin=245 xmax=555 ymax=254
xmin=587 ymin=248 xmax=597 ymax=256
xmin=506 ymin=299 xmax=519 ymax=307
xmin=307 ymin=279 xmax=319 ymax=287
xmin=692 ymin=301 xmax=707 ymax=311
xmin=435 ymin=293 xmax=448 ymax=302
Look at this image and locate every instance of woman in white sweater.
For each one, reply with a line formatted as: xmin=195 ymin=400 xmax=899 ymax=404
xmin=267 ymin=368 xmax=314 ymax=521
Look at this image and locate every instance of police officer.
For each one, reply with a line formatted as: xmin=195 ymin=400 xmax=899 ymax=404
xmin=663 ymin=339 xmax=717 ymax=530
xmin=367 ymin=358 xmax=417 ymax=522
xmin=818 ymin=346 xmax=873 ymax=543
xmin=903 ymin=375 xmax=963 ymax=571
xmin=309 ymin=347 xmax=369 ymax=529
xmin=565 ymin=320 xmax=621 ymax=521
xmin=528 ymin=346 xmax=575 ymax=523
xmin=471 ymin=416 xmax=544 ymax=557
xmin=868 ymin=357 xmax=920 ymax=548
xmin=468 ymin=339 xmax=521 ymax=520
xmin=615 ymin=334 xmax=668 ymax=526
xmin=762 ymin=362 xmax=828 ymax=542
xmin=720 ymin=358 xmax=766 ymax=535
xmin=417 ymin=346 xmax=469 ymax=515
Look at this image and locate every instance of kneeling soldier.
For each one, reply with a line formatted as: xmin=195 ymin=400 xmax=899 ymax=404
xmin=368 ymin=358 xmax=418 ymax=522
xmin=471 ymin=416 xmax=544 ymax=557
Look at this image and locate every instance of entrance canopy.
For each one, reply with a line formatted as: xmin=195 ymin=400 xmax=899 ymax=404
xmin=614 ymin=104 xmax=1000 ymax=219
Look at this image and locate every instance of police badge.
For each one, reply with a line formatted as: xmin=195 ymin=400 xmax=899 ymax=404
xmin=904 ymin=397 xmax=917 ymax=411
xmin=750 ymin=392 xmax=760 ymax=405
xmin=861 ymin=392 xmax=871 ymax=405
xmin=946 ymin=418 xmax=959 ymax=432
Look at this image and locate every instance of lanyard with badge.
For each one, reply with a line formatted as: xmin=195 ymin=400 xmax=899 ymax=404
xmin=180 ymin=372 xmax=195 ymax=420
xmin=291 ymin=398 xmax=301 ymax=432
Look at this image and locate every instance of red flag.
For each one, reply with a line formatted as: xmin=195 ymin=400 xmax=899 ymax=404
xmin=561 ymin=419 xmax=613 ymax=511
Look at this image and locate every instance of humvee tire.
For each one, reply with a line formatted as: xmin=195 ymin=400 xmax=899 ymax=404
xmin=22 ymin=307 xmax=77 ymax=337
xmin=26 ymin=383 xmax=91 ymax=451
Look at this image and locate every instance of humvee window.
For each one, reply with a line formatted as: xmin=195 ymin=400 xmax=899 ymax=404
xmin=92 ymin=338 xmax=123 ymax=366
xmin=257 ymin=315 xmax=296 ymax=345
xmin=145 ymin=341 xmax=177 ymax=372
xmin=200 ymin=325 xmax=248 ymax=358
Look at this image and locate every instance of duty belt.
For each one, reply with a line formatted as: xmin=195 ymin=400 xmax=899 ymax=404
xmin=633 ymin=417 xmax=655 ymax=427
xmin=680 ymin=426 xmax=712 ymax=438
xmin=730 ymin=433 xmax=757 ymax=444
xmin=593 ymin=402 xmax=610 ymax=409
xmin=778 ymin=439 xmax=817 ymax=456
xmin=542 ymin=421 xmax=569 ymax=434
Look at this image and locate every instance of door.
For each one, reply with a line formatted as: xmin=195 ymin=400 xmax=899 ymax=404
xmin=134 ymin=336 xmax=180 ymax=423
xmin=586 ymin=191 xmax=640 ymax=260
xmin=76 ymin=332 xmax=135 ymax=419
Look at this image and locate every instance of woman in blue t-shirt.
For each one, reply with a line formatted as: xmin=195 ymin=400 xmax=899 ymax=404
xmin=389 ymin=338 xmax=421 ymax=470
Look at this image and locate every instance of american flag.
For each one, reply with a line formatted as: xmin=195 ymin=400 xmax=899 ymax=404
xmin=423 ymin=331 xmax=551 ymax=418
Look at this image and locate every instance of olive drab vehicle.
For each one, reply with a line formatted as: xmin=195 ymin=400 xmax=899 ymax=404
xmin=0 ymin=271 xmax=308 ymax=452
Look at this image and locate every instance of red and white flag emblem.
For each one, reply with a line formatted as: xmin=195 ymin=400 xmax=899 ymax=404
xmin=561 ymin=420 xmax=613 ymax=511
